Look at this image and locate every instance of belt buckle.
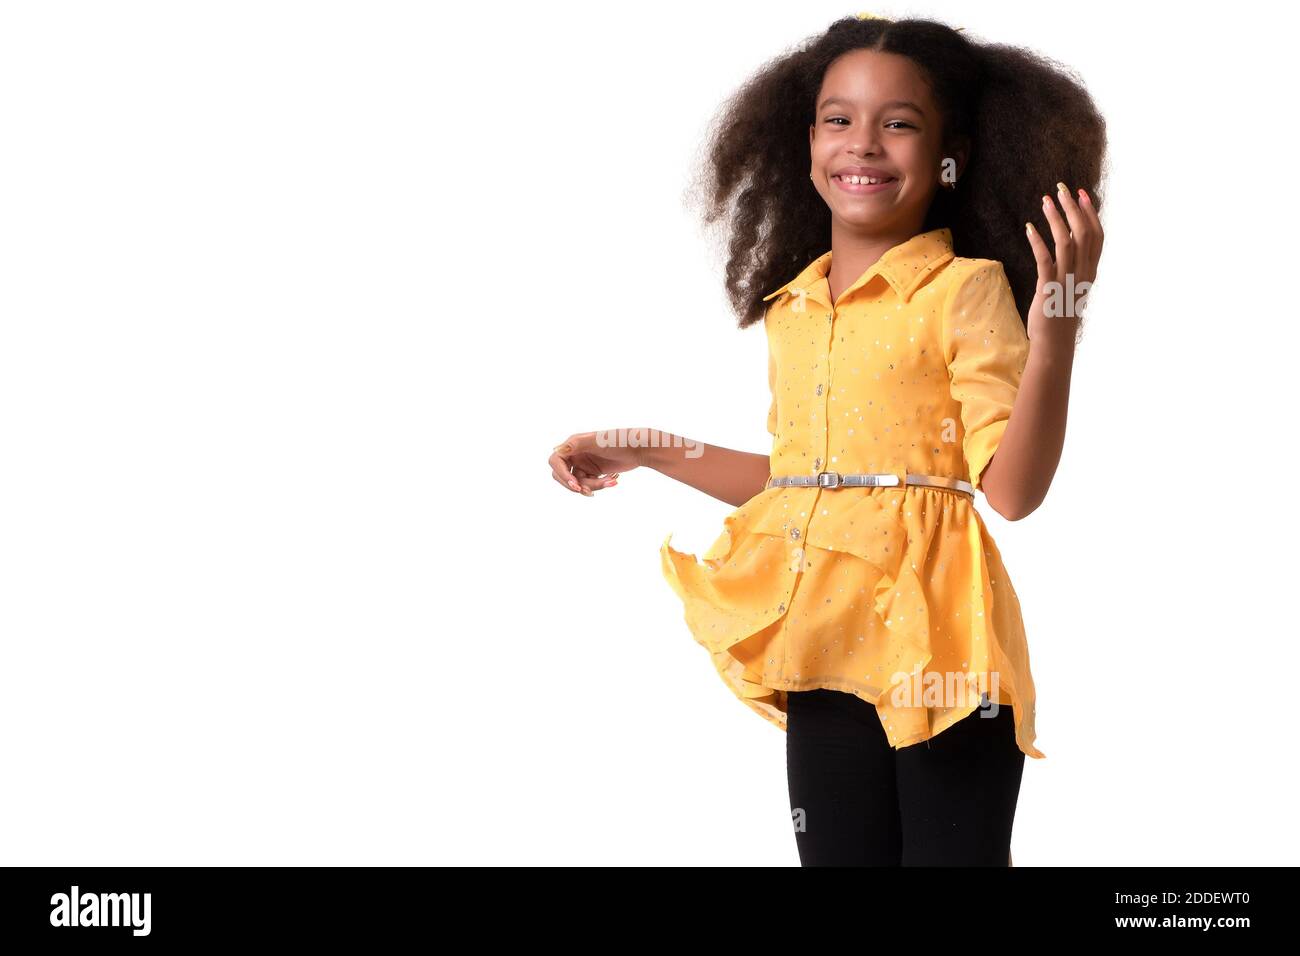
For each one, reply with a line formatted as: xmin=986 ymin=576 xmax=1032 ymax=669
xmin=816 ymin=470 xmax=841 ymax=488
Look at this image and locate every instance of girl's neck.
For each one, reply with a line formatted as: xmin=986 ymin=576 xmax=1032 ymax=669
xmin=826 ymin=224 xmax=923 ymax=305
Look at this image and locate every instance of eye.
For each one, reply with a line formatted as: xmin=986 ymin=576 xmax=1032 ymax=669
xmin=824 ymin=117 xmax=849 ymax=126
xmin=885 ymin=121 xmax=915 ymax=129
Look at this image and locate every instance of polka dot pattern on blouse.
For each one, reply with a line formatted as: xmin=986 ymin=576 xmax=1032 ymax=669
xmin=661 ymin=227 xmax=1045 ymax=759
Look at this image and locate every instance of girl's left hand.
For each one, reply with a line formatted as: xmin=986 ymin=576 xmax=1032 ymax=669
xmin=1025 ymin=182 xmax=1103 ymax=350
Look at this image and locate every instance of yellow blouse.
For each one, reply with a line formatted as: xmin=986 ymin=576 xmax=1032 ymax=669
xmin=661 ymin=227 xmax=1044 ymax=759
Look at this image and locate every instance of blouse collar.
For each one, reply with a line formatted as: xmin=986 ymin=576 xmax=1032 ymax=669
xmin=761 ymin=227 xmax=956 ymax=307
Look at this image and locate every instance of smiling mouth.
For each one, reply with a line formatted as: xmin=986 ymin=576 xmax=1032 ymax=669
xmin=831 ymin=174 xmax=898 ymax=194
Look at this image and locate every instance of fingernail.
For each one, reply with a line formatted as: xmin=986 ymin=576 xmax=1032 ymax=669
xmin=1056 ymin=181 xmax=1067 ymax=193
xmin=554 ymin=443 xmax=572 ymax=454
xmin=1042 ymin=194 xmax=1051 ymax=204
xmin=1025 ymin=222 xmax=1034 ymax=233
xmin=1078 ymin=188 xmax=1090 ymax=203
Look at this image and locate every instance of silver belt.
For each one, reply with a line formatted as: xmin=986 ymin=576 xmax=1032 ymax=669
xmin=767 ymin=471 xmax=974 ymax=496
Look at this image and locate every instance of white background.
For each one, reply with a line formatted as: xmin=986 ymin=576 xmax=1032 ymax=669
xmin=1 ymin=0 xmax=1296 ymax=865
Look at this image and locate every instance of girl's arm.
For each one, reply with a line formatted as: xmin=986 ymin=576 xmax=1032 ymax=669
xmin=640 ymin=430 xmax=771 ymax=508
xmin=981 ymin=184 xmax=1101 ymax=520
xmin=979 ymin=340 xmax=1074 ymax=520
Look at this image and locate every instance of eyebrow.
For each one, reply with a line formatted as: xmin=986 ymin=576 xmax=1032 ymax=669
xmin=817 ymin=97 xmax=925 ymax=115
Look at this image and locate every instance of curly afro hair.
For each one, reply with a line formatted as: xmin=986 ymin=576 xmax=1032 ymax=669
xmin=684 ymin=15 xmax=1108 ymax=335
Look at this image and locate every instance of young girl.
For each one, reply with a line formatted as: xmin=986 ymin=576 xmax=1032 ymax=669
xmin=549 ymin=14 xmax=1105 ymax=866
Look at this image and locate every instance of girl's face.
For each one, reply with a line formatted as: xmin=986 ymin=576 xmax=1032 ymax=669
xmin=808 ymin=49 xmax=955 ymax=235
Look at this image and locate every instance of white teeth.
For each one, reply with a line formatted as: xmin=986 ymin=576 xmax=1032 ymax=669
xmin=840 ymin=175 xmax=891 ymax=185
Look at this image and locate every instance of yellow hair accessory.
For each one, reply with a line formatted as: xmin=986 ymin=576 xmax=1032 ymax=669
xmin=855 ymin=11 xmax=965 ymax=31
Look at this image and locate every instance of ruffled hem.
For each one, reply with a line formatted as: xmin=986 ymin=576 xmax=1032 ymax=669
xmin=660 ymin=486 xmax=797 ymax=654
xmin=660 ymin=484 xmax=1045 ymax=759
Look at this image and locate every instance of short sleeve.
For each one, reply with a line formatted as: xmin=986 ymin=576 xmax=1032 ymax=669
xmin=941 ymin=261 xmax=1030 ymax=491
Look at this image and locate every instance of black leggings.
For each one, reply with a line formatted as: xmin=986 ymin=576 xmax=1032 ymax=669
xmin=785 ymin=688 xmax=1026 ymax=866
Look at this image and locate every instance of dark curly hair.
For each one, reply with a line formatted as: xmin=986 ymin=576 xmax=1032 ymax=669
xmin=684 ymin=15 xmax=1108 ymax=335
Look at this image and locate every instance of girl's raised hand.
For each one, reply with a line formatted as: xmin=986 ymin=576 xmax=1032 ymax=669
xmin=1025 ymin=182 xmax=1103 ymax=349
xmin=549 ymin=430 xmax=643 ymax=497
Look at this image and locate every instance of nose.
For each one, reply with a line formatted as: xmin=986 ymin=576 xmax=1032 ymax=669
xmin=847 ymin=127 xmax=882 ymax=157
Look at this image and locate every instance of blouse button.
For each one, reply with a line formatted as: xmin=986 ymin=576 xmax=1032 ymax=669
xmin=812 ymin=457 xmax=822 ymax=470
xmin=816 ymin=383 xmax=824 ymax=396
xmin=790 ymin=527 xmax=801 ymax=541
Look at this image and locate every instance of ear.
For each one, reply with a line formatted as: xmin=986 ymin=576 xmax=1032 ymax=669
xmin=947 ymin=134 xmax=972 ymax=181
